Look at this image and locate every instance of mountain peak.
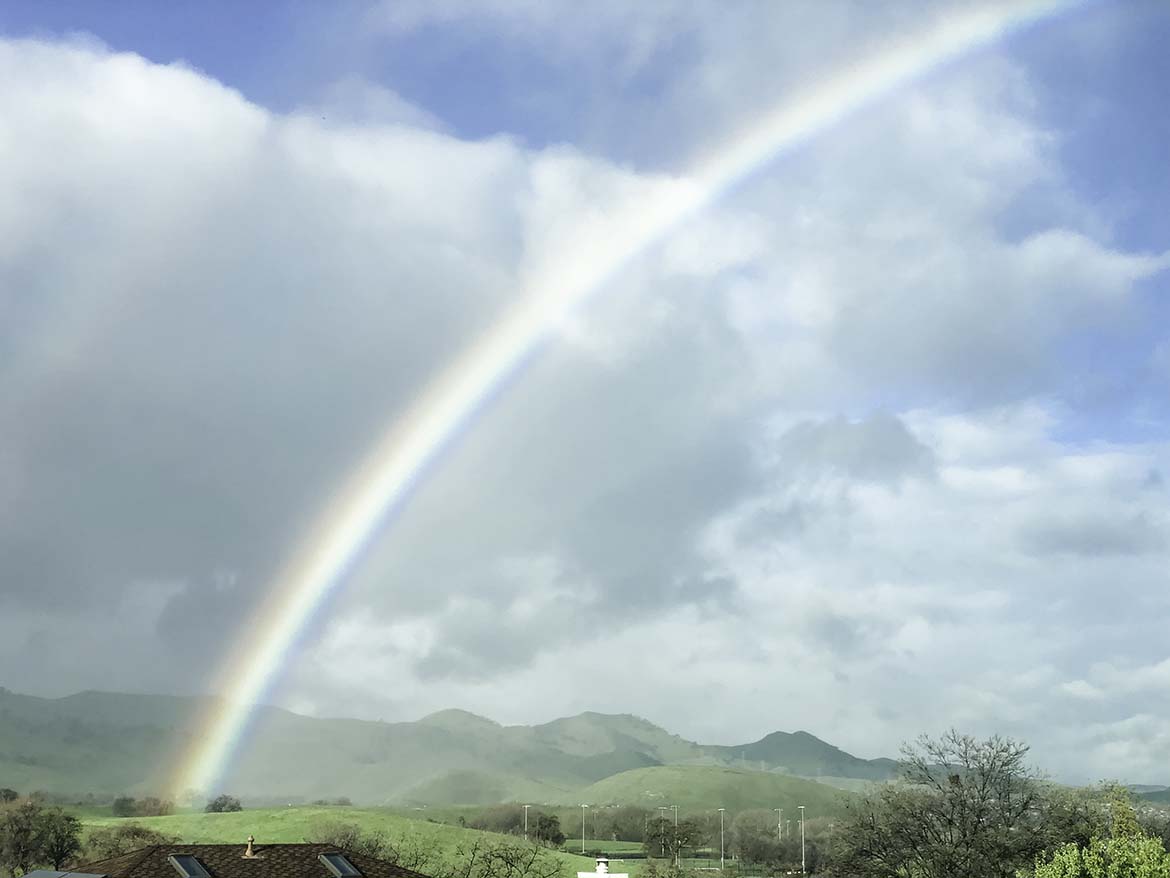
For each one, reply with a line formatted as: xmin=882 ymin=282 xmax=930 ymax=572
xmin=417 ymin=708 xmax=501 ymax=730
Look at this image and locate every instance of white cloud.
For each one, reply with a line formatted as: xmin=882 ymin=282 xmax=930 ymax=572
xmin=302 ymin=75 xmax=449 ymax=131
xmin=1 ymin=5 xmax=1169 ymax=789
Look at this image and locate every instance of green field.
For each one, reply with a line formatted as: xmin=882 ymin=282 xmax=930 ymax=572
xmin=81 ymin=807 xmax=606 ymax=875
xmin=559 ymin=841 xmax=643 ymax=853
xmin=570 ymin=765 xmax=849 ymax=817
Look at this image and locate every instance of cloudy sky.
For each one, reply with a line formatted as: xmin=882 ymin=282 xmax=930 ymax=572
xmin=2 ymin=0 xmax=1170 ymax=785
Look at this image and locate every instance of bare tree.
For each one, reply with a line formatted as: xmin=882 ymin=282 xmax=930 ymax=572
xmin=831 ymin=730 xmax=1092 ymax=878
xmin=85 ymin=824 xmax=180 ymax=861
xmin=435 ymin=838 xmax=564 ymax=878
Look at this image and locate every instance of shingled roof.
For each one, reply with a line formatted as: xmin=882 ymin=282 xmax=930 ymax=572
xmin=77 ymin=844 xmax=430 ymax=878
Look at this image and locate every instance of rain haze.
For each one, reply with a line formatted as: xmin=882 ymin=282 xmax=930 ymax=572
xmin=2 ymin=0 xmax=1170 ymax=791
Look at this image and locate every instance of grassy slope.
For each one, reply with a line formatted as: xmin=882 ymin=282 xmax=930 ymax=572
xmin=81 ymin=807 xmax=602 ymax=875
xmin=1 ymin=688 xmax=899 ymax=803
xmin=568 ymin=765 xmax=850 ymax=816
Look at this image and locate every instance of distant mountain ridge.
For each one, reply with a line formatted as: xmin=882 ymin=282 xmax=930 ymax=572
xmin=0 ymin=686 xmax=898 ymax=804
xmin=707 ymin=729 xmax=901 ymax=781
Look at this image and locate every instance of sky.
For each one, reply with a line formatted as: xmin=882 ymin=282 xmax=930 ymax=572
xmin=1 ymin=0 xmax=1169 ymax=786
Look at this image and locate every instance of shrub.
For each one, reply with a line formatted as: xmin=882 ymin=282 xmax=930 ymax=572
xmin=205 ymin=794 xmax=243 ymax=813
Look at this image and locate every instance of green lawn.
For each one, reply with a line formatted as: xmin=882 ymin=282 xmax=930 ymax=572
xmin=559 ymin=840 xmax=643 ymax=853
xmin=80 ymin=807 xmax=605 ymax=876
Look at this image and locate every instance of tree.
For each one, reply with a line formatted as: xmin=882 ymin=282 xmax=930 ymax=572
xmin=435 ymin=838 xmax=564 ymax=878
xmin=643 ymin=818 xmax=703 ymax=862
xmin=205 ymin=795 xmax=242 ymax=813
xmin=1026 ymin=798 xmax=1170 ymax=878
xmin=469 ymin=806 xmax=526 ymax=836
xmin=38 ymin=809 xmax=81 ymax=870
xmin=137 ymin=797 xmax=174 ymax=817
xmin=831 ymin=730 xmax=1090 ymax=878
xmin=534 ymin=815 xmax=564 ymax=848
xmin=111 ymin=797 xmax=137 ymax=818
xmin=0 ymin=793 xmax=16 ymax=805
xmin=730 ymin=810 xmax=783 ymax=866
xmin=84 ymin=824 xmax=180 ymax=861
xmin=0 ymin=801 xmax=45 ymax=877
xmin=640 ymin=859 xmax=711 ymax=878
xmin=0 ymin=801 xmax=80 ymax=876
xmin=594 ymin=806 xmax=650 ymax=843
xmin=307 ymin=821 xmax=390 ymax=859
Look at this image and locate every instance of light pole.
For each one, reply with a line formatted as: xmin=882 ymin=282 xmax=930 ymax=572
xmin=658 ymin=807 xmax=669 ymax=857
xmin=581 ymin=804 xmax=588 ymax=854
xmin=670 ymin=805 xmax=679 ymax=866
xmin=523 ymin=805 xmax=530 ymax=842
xmin=717 ymin=808 xmax=725 ymax=871
xmin=798 ymin=806 xmax=806 ymax=874
xmin=774 ymin=808 xmax=782 ymax=842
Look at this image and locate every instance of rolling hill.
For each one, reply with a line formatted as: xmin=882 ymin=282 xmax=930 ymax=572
xmin=707 ymin=730 xmax=900 ymax=781
xmin=0 ymin=686 xmax=897 ymax=803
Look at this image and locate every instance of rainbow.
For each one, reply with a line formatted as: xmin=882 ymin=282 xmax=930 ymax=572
xmin=171 ymin=0 xmax=1081 ymax=799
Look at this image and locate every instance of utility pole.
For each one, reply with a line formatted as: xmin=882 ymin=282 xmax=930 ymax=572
xmin=658 ymin=807 xmax=668 ymax=857
xmin=798 ymin=806 xmax=806 ymax=875
xmin=774 ymin=808 xmax=782 ymax=842
xmin=670 ymin=805 xmax=679 ymax=867
xmin=523 ymin=805 xmax=530 ymax=842
xmin=581 ymin=804 xmax=588 ymax=854
xmin=717 ymin=808 xmax=725 ymax=872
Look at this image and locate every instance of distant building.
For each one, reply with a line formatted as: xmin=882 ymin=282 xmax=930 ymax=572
xmin=578 ymin=857 xmax=626 ymax=878
xmin=74 ymin=841 xmax=430 ymax=878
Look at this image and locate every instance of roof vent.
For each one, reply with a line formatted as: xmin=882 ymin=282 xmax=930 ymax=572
xmin=319 ymin=854 xmax=361 ymax=878
xmin=168 ymin=855 xmax=211 ymax=878
xmin=244 ymin=836 xmax=258 ymax=859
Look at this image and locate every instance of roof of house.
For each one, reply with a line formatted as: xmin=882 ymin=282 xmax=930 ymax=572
xmin=77 ymin=844 xmax=429 ymax=878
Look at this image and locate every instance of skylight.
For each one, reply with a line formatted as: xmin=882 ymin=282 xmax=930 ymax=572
xmin=319 ymin=854 xmax=361 ymax=878
xmin=168 ymin=856 xmax=211 ymax=878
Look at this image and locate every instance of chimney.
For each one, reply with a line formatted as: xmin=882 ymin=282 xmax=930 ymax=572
xmin=244 ymin=836 xmax=256 ymax=858
xmin=595 ymin=857 xmax=608 ymax=875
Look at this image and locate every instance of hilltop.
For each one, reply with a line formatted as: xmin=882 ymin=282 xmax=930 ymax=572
xmin=0 ymin=687 xmax=898 ymax=803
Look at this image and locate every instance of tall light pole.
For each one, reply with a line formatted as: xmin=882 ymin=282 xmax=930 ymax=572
xmin=581 ymin=804 xmax=588 ymax=854
xmin=670 ymin=805 xmax=679 ymax=866
xmin=658 ymin=807 xmax=669 ymax=857
xmin=774 ymin=808 xmax=782 ymax=842
xmin=717 ymin=808 xmax=725 ymax=872
xmin=798 ymin=806 xmax=806 ymax=875
xmin=523 ymin=805 xmax=530 ymax=842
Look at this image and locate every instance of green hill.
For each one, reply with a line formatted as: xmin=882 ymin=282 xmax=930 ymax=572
xmin=706 ymin=730 xmax=900 ymax=781
xmin=398 ymin=770 xmax=580 ymax=806
xmin=0 ymin=686 xmax=896 ymax=804
xmin=568 ymin=765 xmax=850 ymax=816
